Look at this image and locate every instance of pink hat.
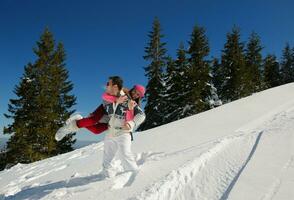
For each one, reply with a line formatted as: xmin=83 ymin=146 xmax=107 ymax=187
xmin=134 ymin=84 xmax=145 ymax=98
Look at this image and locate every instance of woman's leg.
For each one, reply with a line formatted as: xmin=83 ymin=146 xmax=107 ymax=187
xmin=85 ymin=123 xmax=108 ymax=134
xmin=76 ymin=104 xmax=105 ymax=128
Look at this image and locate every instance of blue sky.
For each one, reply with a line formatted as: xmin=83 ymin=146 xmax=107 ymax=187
xmin=1 ymin=0 xmax=294 ymax=142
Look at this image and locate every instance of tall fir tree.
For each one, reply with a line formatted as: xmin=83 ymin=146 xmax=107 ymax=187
xmin=280 ymin=43 xmax=294 ymax=84
xmin=161 ymin=56 xmax=177 ymax=124
xmin=162 ymin=41 xmax=192 ymax=124
xmin=186 ymin=25 xmax=213 ymax=115
xmin=166 ymin=42 xmax=191 ymax=122
xmin=210 ymin=58 xmax=223 ymax=107
xmin=219 ymin=26 xmax=246 ymax=102
xmin=2 ymin=28 xmax=76 ymax=169
xmin=0 ymin=148 xmax=6 ymax=170
xmin=244 ymin=32 xmax=263 ymax=94
xmin=263 ymin=54 xmax=281 ymax=89
xmin=211 ymin=58 xmax=222 ymax=95
xmin=139 ymin=17 xmax=167 ymax=130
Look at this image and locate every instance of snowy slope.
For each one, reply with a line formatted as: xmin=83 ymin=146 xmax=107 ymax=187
xmin=1 ymin=83 xmax=294 ymax=200
xmin=72 ymin=140 xmax=97 ymax=150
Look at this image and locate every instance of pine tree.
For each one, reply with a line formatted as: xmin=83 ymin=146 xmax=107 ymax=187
xmin=161 ymin=56 xmax=177 ymax=124
xmin=263 ymin=54 xmax=281 ymax=89
xmin=186 ymin=25 xmax=213 ymax=114
xmin=3 ymin=28 xmax=76 ymax=168
xmin=219 ymin=26 xmax=246 ymax=102
xmin=210 ymin=58 xmax=223 ymax=107
xmin=167 ymin=43 xmax=191 ymax=121
xmin=139 ymin=17 xmax=168 ymax=130
xmin=211 ymin=58 xmax=222 ymax=95
xmin=280 ymin=43 xmax=294 ymax=84
xmin=245 ymin=32 xmax=263 ymax=94
xmin=0 ymin=149 xmax=7 ymax=170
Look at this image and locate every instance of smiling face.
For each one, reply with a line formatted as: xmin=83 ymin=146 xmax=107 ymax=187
xmin=130 ymin=88 xmax=141 ymax=100
xmin=106 ymin=79 xmax=119 ymax=96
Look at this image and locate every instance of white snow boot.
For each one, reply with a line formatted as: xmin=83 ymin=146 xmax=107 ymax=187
xmin=55 ymin=114 xmax=83 ymax=141
xmin=100 ymin=168 xmax=117 ymax=179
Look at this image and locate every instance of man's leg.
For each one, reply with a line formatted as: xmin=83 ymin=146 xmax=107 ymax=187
xmin=102 ymin=136 xmax=118 ymax=177
xmin=117 ymin=134 xmax=139 ymax=172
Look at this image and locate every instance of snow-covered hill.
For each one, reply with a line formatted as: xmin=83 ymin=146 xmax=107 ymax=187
xmin=1 ymin=83 xmax=294 ymax=200
xmin=72 ymin=140 xmax=97 ymax=150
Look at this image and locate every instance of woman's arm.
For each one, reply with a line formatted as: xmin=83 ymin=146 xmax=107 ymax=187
xmin=126 ymin=105 xmax=146 ymax=131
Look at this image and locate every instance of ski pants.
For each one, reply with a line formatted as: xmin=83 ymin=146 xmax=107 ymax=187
xmin=76 ymin=104 xmax=108 ymax=134
xmin=103 ymin=133 xmax=138 ymax=172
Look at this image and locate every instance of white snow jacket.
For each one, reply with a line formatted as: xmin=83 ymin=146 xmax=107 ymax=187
xmin=102 ymin=90 xmax=145 ymax=137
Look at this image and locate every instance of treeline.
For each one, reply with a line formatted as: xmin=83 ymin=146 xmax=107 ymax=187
xmin=140 ymin=18 xmax=294 ymax=131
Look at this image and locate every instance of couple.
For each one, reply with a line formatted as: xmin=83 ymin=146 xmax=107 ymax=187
xmin=55 ymin=76 xmax=146 ymax=178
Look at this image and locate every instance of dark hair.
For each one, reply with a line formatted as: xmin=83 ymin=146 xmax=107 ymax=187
xmin=109 ymin=76 xmax=123 ymax=90
xmin=129 ymin=87 xmax=142 ymax=106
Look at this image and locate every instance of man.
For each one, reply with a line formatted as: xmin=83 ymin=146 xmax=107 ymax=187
xmin=55 ymin=76 xmax=145 ymax=177
xmin=101 ymin=76 xmax=145 ymax=177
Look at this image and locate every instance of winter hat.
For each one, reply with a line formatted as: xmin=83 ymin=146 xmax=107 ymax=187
xmin=134 ymin=84 xmax=145 ymax=98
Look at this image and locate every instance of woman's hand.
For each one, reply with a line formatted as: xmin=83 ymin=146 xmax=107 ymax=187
xmin=128 ymin=100 xmax=137 ymax=110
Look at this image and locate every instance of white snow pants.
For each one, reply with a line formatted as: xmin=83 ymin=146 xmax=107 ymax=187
xmin=102 ymin=133 xmax=138 ymax=172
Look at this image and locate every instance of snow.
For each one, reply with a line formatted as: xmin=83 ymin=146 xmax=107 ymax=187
xmin=1 ymin=83 xmax=294 ymax=200
xmin=72 ymin=140 xmax=97 ymax=149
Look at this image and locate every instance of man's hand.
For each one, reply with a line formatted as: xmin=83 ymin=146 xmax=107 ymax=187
xmin=122 ymin=123 xmax=131 ymax=130
xmin=116 ymin=95 xmax=128 ymax=104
